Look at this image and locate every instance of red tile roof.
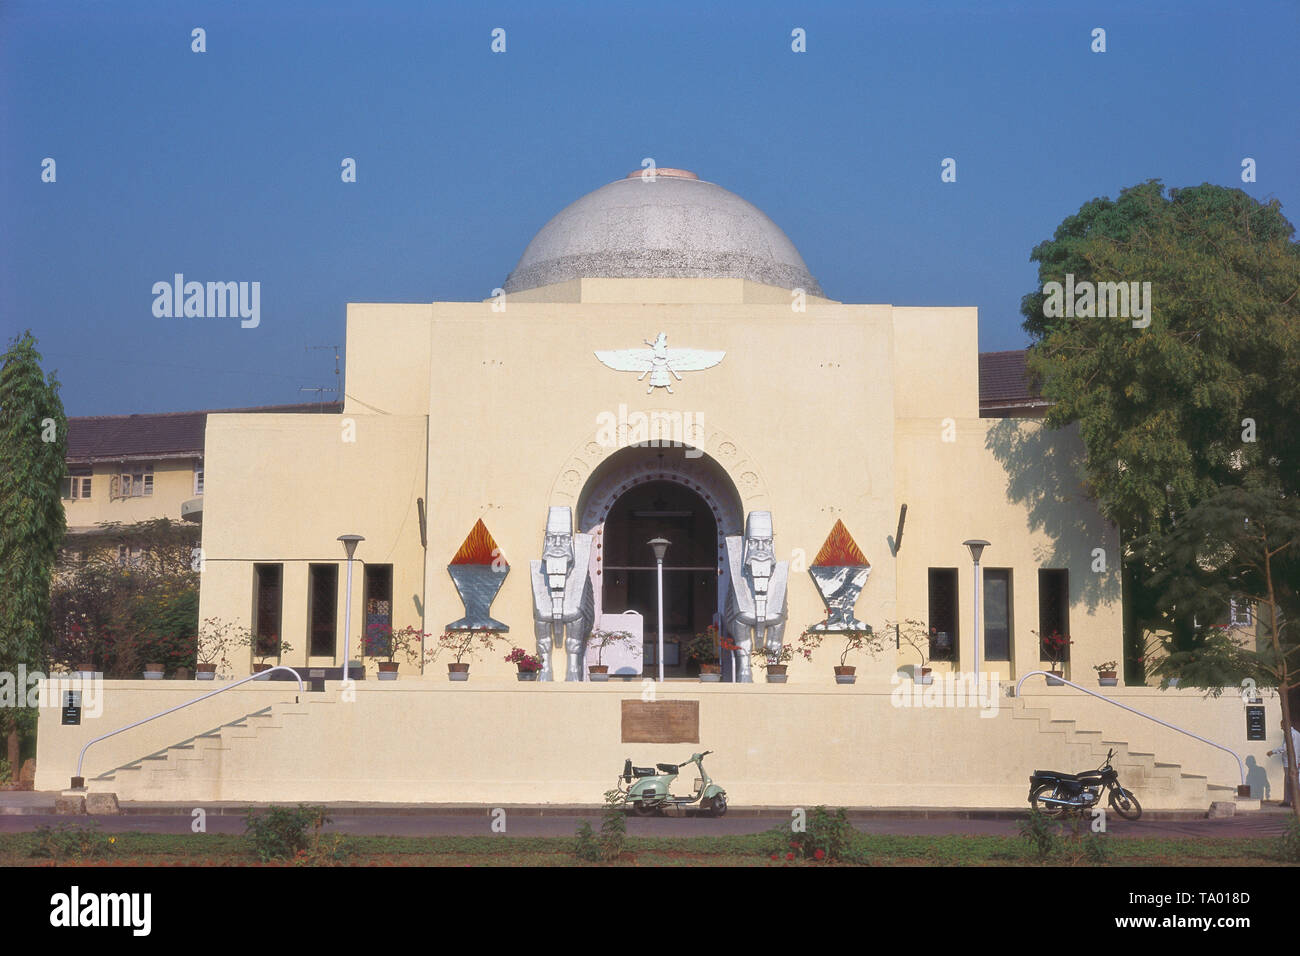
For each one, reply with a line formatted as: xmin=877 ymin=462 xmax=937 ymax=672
xmin=66 ymin=402 xmax=342 ymax=463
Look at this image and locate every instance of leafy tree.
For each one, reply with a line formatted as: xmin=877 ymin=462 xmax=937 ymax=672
xmin=1020 ymin=181 xmax=1300 ymax=678
xmin=0 ymin=332 xmax=67 ymax=778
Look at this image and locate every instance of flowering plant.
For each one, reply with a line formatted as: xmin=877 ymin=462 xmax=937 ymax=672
xmin=505 ymin=647 xmax=543 ymax=672
xmin=426 ymin=628 xmax=501 ymax=665
xmin=195 ymin=617 xmax=252 ymax=676
xmin=1092 ymin=660 xmax=1118 ymax=674
xmin=751 ymin=643 xmax=794 ymax=669
xmin=361 ymin=623 xmax=425 ymax=665
xmin=250 ymin=633 xmax=293 ymax=667
xmin=1040 ymin=631 xmax=1072 ymax=666
xmin=797 ymin=622 xmax=882 ymax=666
xmin=892 ymin=619 xmax=933 ymax=669
xmin=684 ymin=625 xmax=721 ymax=666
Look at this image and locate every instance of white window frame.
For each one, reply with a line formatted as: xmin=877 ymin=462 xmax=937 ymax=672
xmin=119 ymin=464 xmax=154 ymax=498
xmin=1229 ymin=599 xmax=1253 ymax=628
xmin=62 ymin=472 xmax=92 ymax=499
xmin=194 ymin=458 xmax=204 ymax=496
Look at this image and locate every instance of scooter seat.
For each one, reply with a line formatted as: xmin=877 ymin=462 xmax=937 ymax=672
xmin=656 ymin=763 xmax=679 ymax=774
xmin=631 ymin=766 xmax=656 ymax=778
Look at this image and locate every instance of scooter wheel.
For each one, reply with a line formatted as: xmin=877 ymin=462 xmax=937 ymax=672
xmin=633 ymin=801 xmax=660 ymax=817
xmin=708 ymin=795 xmax=727 ymax=818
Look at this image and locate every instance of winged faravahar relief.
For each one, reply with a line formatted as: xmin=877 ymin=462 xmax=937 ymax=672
xmin=594 ymin=332 xmax=725 ymax=394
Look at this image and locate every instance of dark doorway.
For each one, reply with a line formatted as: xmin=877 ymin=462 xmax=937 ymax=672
xmin=600 ymin=481 xmax=718 ymax=677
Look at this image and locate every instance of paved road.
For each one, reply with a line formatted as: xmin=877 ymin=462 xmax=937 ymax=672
xmin=0 ymin=811 xmax=1290 ymax=839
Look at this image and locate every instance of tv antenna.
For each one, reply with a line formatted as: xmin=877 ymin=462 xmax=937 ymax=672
xmin=300 ymin=344 xmax=342 ymax=409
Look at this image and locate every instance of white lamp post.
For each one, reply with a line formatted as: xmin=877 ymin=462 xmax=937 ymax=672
xmin=648 ymin=538 xmax=670 ymax=682
xmin=338 ymin=534 xmax=364 ymax=680
xmin=963 ymin=539 xmax=990 ymax=683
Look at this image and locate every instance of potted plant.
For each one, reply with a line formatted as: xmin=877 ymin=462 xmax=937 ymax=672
xmin=362 ymin=623 xmax=425 ymax=680
xmin=797 ymin=621 xmax=882 ymax=684
xmin=505 ymin=647 xmax=544 ymax=681
xmin=251 ymin=634 xmax=293 ymax=673
xmin=895 ymin=618 xmax=933 ymax=684
xmin=1093 ymin=660 xmax=1119 ymax=687
xmin=586 ymin=627 xmax=636 ymax=681
xmin=752 ymin=643 xmax=794 ymax=683
xmin=427 ymin=628 xmax=500 ymax=681
xmin=1041 ymin=631 xmax=1072 ymax=684
xmin=195 ymin=617 xmax=250 ymax=680
xmin=685 ymin=625 xmax=723 ymax=682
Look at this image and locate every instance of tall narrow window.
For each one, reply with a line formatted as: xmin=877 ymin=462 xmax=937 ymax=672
xmin=308 ymin=564 xmax=339 ymax=658
xmin=363 ymin=564 xmax=394 ymax=657
xmin=927 ymin=568 xmax=959 ymax=661
xmin=194 ymin=458 xmax=204 ymax=496
xmin=253 ymin=564 xmax=283 ymax=657
xmin=1038 ymin=569 xmax=1069 ymax=661
xmin=983 ymin=569 xmax=1013 ymax=661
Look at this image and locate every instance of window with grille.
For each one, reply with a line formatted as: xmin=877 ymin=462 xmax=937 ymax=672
xmin=927 ymin=568 xmax=958 ymax=661
xmin=254 ymin=564 xmax=283 ymax=657
xmin=119 ymin=464 xmax=154 ymax=498
xmin=308 ymin=564 xmax=339 ymax=658
xmin=194 ymin=459 xmax=204 ymax=496
xmin=984 ymin=569 xmax=1013 ymax=661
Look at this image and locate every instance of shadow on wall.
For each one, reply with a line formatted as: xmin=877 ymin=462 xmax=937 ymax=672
xmin=984 ymin=419 xmax=1120 ymax=613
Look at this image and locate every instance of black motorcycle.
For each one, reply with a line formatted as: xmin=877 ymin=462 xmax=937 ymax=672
xmin=1028 ymin=748 xmax=1142 ymax=821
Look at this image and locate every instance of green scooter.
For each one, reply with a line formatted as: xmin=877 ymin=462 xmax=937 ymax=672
xmin=618 ymin=750 xmax=728 ymax=817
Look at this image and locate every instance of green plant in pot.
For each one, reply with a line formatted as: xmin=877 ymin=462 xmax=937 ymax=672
xmin=685 ymin=625 xmax=723 ymax=681
xmin=585 ymin=628 xmax=636 ymax=681
xmin=195 ymin=617 xmax=250 ymax=680
xmin=251 ymin=634 xmax=293 ymax=673
xmin=1093 ymin=660 xmax=1119 ymax=687
xmin=362 ymin=623 xmax=425 ymax=680
xmin=894 ymin=618 xmax=933 ymax=684
xmin=427 ymin=628 xmax=501 ymax=681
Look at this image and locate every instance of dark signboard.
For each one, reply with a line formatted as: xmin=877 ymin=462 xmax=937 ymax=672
xmin=61 ymin=691 xmax=81 ymax=726
xmin=1246 ymin=705 xmax=1267 ymax=741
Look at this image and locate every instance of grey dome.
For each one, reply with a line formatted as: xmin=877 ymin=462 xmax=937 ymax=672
xmin=503 ymin=170 xmax=824 ymax=296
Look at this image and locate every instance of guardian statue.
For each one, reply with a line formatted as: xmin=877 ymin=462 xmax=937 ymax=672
xmin=723 ymin=511 xmax=789 ymax=682
xmin=530 ymin=506 xmax=596 ymax=681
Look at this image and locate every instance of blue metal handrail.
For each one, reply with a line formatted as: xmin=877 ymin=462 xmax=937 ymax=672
xmin=1014 ymin=670 xmax=1245 ymax=785
xmin=73 ymin=666 xmax=305 ymax=786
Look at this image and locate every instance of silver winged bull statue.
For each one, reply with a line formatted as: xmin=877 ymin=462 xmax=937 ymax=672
xmin=723 ymin=511 xmax=789 ymax=683
xmin=530 ymin=506 xmax=595 ymax=681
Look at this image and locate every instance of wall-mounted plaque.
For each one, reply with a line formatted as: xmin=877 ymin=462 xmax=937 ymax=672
xmin=621 ymin=700 xmax=700 ymax=743
xmin=1246 ymin=705 xmax=1267 ymax=741
xmin=61 ymin=691 xmax=81 ymax=726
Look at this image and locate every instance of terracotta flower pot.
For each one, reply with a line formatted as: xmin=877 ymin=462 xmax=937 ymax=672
xmin=253 ymin=663 xmax=273 ymax=674
xmin=588 ymin=665 xmax=609 ymax=682
xmin=1097 ymin=671 xmax=1117 ymax=687
xmin=448 ymin=662 xmax=470 ymax=682
xmin=834 ymin=665 xmax=856 ymax=685
xmin=378 ymin=661 xmax=399 ymax=681
xmin=699 ymin=663 xmax=721 ymax=683
xmin=1047 ymin=669 xmax=1064 ymax=686
xmin=516 ymin=670 xmax=538 ymax=681
xmin=765 ymin=664 xmax=788 ymax=684
xmin=144 ymin=662 xmax=164 ymax=680
xmin=196 ymin=663 xmax=217 ymax=681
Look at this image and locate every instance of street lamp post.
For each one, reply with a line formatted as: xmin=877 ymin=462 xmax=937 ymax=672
xmin=648 ymin=538 xmax=670 ymax=682
xmin=338 ymin=534 xmax=364 ymax=680
xmin=963 ymin=539 xmax=990 ymax=683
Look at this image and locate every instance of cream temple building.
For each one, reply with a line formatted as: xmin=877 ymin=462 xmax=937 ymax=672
xmin=39 ymin=168 xmax=1283 ymax=809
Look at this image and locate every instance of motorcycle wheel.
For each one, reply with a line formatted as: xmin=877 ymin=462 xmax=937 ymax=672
xmin=633 ymin=800 xmax=660 ymax=817
xmin=1029 ymin=783 xmax=1068 ymax=818
xmin=1109 ymin=787 xmax=1142 ymax=821
xmin=708 ymin=794 xmax=727 ymax=818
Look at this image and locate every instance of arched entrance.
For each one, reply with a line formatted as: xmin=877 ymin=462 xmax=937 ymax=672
xmin=577 ymin=446 xmax=743 ymax=678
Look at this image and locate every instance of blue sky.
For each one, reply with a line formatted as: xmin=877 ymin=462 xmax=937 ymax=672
xmin=3 ymin=0 xmax=1297 ymax=416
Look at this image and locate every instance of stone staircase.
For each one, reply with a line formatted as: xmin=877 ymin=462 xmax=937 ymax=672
xmin=1011 ymin=698 xmax=1239 ymax=809
xmin=87 ymin=695 xmax=335 ymax=802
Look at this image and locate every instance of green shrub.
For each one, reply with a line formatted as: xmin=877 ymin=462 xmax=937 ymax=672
xmin=1018 ymin=809 xmax=1058 ymax=861
xmin=1280 ymin=816 xmax=1300 ymax=863
xmin=1083 ymin=832 xmax=1111 ymax=864
xmin=762 ymin=806 xmax=855 ymax=862
xmin=244 ymin=804 xmax=337 ymax=863
xmin=575 ymin=790 xmax=627 ymax=862
xmin=29 ymin=822 xmax=117 ymax=862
